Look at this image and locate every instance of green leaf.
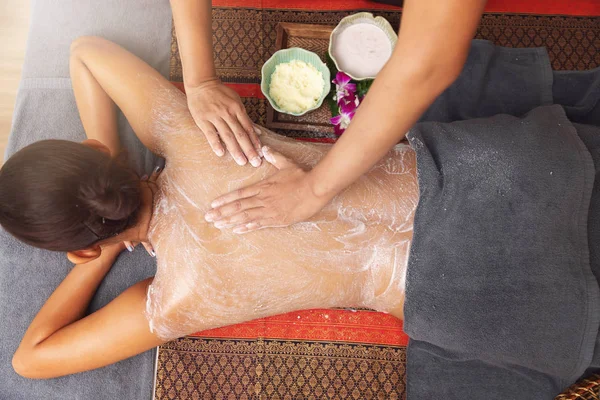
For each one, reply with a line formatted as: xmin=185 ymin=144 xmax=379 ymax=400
xmin=325 ymin=51 xmax=340 ymax=117
xmin=328 ymin=96 xmax=340 ymax=117
xmin=325 ymin=52 xmax=338 ymax=76
xmin=356 ymin=79 xmax=374 ymax=97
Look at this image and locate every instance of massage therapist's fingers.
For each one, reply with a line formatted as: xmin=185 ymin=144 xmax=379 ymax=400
xmin=237 ymin=112 xmax=263 ymax=156
xmin=233 ymin=219 xmax=279 ymax=234
xmin=210 ymin=184 xmax=262 ymax=210
xmin=251 ymin=125 xmax=264 ymax=157
xmin=224 ymin=115 xmax=261 ymax=167
xmin=198 ymin=121 xmax=225 ymax=157
xmin=213 ymin=119 xmax=247 ymax=166
xmin=205 ymin=197 xmax=264 ymax=222
xmin=262 ymin=146 xmax=294 ymax=170
xmin=212 ymin=208 xmax=268 ymax=229
xmin=253 ymin=124 xmax=264 ymax=136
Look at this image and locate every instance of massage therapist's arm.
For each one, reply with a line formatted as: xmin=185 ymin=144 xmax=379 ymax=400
xmin=309 ymin=0 xmax=486 ymax=196
xmin=12 ymin=244 xmax=164 ymax=379
xmin=206 ymin=0 xmax=486 ymax=232
xmin=170 ymin=0 xmax=262 ymax=166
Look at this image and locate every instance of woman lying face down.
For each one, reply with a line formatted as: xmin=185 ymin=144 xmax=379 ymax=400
xmin=0 ymin=37 xmax=417 ymax=379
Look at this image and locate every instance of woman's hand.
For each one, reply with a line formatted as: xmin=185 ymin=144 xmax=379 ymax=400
xmin=186 ymin=78 xmax=262 ymax=167
xmin=124 ymin=164 xmax=163 ymax=256
xmin=205 ymin=146 xmax=330 ymax=233
xmin=100 ymin=242 xmax=131 ymax=264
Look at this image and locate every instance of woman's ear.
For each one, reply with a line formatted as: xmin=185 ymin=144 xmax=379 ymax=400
xmin=81 ymin=139 xmax=111 ymax=157
xmin=67 ymin=245 xmax=102 ymax=265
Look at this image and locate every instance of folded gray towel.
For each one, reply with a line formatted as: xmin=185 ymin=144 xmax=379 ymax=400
xmin=574 ymin=122 xmax=600 ymax=375
xmin=0 ymin=0 xmax=171 ymax=399
xmin=553 ymin=67 xmax=600 ymax=126
xmin=405 ymin=105 xmax=600 ymax=399
xmin=419 ymin=40 xmax=553 ymax=123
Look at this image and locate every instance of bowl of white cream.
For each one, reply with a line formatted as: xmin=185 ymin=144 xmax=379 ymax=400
xmin=329 ymin=12 xmax=397 ymax=80
xmin=261 ymin=48 xmax=331 ymax=116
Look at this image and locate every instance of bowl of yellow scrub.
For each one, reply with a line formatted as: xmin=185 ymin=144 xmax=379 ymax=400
xmin=261 ymin=48 xmax=331 ymax=116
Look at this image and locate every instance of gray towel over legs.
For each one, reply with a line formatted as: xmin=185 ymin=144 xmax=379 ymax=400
xmin=405 ymin=106 xmax=600 ymax=399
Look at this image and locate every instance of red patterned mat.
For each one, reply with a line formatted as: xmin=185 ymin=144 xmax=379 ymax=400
xmin=155 ymin=309 xmax=407 ymax=399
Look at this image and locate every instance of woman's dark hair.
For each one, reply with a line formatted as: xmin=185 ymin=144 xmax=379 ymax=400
xmin=0 ymin=140 xmax=141 ymax=252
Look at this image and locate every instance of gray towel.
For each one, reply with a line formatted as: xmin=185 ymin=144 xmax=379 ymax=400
xmin=405 ymin=105 xmax=600 ymax=399
xmin=573 ymin=122 xmax=600 ymax=375
xmin=0 ymin=0 xmax=171 ymax=399
xmin=553 ymin=67 xmax=600 ymax=126
xmin=419 ymin=40 xmax=553 ymax=123
xmin=420 ymin=40 xmax=600 ymax=127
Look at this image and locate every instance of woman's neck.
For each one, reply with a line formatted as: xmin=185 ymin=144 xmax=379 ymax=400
xmin=121 ymin=182 xmax=155 ymax=244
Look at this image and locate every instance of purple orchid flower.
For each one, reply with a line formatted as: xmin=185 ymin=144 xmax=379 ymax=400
xmin=338 ymin=91 xmax=360 ymax=110
xmin=333 ymin=71 xmax=356 ymax=105
xmin=330 ymin=100 xmax=356 ymax=136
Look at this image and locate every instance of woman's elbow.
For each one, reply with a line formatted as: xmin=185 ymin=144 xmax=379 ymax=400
xmin=12 ymin=350 xmax=32 ymax=378
xmin=12 ymin=348 xmax=44 ymax=379
xmin=70 ymin=36 xmax=91 ymax=56
xmin=69 ymin=35 xmax=107 ymax=57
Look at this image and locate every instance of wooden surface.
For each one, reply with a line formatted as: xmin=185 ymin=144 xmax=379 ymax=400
xmin=0 ymin=0 xmax=30 ymax=164
xmin=266 ymin=22 xmax=336 ymax=134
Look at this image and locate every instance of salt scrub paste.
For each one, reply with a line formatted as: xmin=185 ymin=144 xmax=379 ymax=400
xmin=269 ymin=60 xmax=324 ymax=113
xmin=332 ymin=23 xmax=392 ymax=78
xmin=143 ymin=80 xmax=418 ymax=341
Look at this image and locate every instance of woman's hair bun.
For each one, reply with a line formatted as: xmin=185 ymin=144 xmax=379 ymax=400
xmin=0 ymin=140 xmax=143 ymax=252
xmin=77 ymin=153 xmax=141 ymax=237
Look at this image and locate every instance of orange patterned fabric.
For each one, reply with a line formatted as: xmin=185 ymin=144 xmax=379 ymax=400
xmin=190 ymin=309 xmax=408 ymax=346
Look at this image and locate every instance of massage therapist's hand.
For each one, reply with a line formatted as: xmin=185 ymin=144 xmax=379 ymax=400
xmin=205 ymin=146 xmax=330 ymax=233
xmin=186 ymin=78 xmax=262 ymax=167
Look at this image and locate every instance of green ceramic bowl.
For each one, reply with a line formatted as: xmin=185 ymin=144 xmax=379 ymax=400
xmin=261 ymin=48 xmax=331 ymax=116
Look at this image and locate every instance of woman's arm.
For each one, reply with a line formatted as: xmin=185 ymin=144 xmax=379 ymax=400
xmin=12 ymin=243 xmax=163 ymax=379
xmin=170 ymin=0 xmax=262 ymax=166
xmin=69 ymin=36 xmax=179 ymax=155
xmin=205 ymin=0 xmax=486 ymax=232
xmin=70 ymin=43 xmax=120 ymax=155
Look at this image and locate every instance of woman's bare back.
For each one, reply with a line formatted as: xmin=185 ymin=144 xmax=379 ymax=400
xmin=145 ymin=86 xmax=419 ymax=340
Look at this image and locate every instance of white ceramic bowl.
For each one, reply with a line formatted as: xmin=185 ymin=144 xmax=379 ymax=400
xmin=328 ymin=12 xmax=398 ymax=81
